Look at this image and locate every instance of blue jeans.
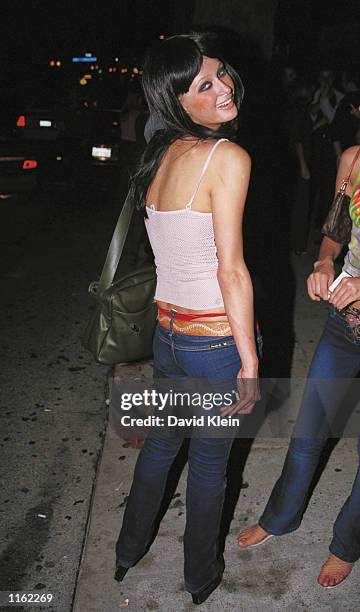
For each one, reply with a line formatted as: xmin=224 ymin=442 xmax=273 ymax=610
xmin=116 ymin=322 xmax=249 ymax=593
xmin=259 ymin=309 xmax=360 ymax=562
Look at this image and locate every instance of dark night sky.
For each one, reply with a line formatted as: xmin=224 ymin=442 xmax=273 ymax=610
xmin=1 ymin=0 xmax=176 ymax=107
xmin=2 ymin=0 xmax=174 ymax=60
xmin=3 ymin=0 xmax=360 ymax=66
xmin=1 ymin=0 xmax=359 ymax=109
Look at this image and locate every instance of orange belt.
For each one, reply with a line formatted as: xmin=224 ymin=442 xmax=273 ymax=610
xmin=157 ymin=308 xmax=232 ymax=337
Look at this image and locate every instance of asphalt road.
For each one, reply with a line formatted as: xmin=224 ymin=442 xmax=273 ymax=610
xmin=0 ymin=178 xmax=126 ymax=611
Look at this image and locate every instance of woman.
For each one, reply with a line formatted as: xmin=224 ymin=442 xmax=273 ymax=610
xmin=114 ymin=32 xmax=260 ymax=605
xmin=238 ymin=145 xmax=360 ymax=589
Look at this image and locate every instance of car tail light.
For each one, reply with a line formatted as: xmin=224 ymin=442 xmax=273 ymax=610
xmin=23 ymin=160 xmax=37 ymax=169
xmin=17 ymin=115 xmax=26 ymax=127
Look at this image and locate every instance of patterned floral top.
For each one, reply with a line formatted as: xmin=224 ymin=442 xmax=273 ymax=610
xmin=343 ymin=170 xmax=360 ymax=278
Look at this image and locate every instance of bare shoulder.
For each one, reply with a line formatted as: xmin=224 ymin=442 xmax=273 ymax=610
xmin=340 ymin=145 xmax=360 ymax=182
xmin=341 ymin=145 xmax=360 ymax=167
xmin=205 ymin=140 xmax=251 ymax=182
xmin=210 ymin=141 xmax=251 ymax=188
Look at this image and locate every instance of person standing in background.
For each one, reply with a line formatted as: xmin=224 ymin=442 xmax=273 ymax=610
xmin=332 ymin=70 xmax=360 ymax=159
xmin=284 ymin=77 xmax=314 ymax=254
xmin=310 ymin=69 xmax=343 ymax=231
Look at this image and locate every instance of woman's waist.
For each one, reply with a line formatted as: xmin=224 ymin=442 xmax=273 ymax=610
xmin=337 ymin=303 xmax=360 ymax=314
xmin=157 ymin=301 xmax=230 ymax=336
xmin=154 ymin=278 xmax=224 ymax=312
xmin=156 ymin=301 xmax=227 ymax=322
xmin=333 ymin=303 xmax=360 ymax=324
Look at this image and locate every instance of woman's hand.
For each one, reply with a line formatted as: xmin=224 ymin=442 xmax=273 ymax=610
xmin=220 ymin=364 xmax=260 ymax=416
xmin=328 ymin=277 xmax=360 ymax=310
xmin=307 ymin=259 xmax=335 ymax=301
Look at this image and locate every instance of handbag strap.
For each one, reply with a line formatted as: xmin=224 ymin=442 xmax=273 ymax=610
xmin=339 ymin=146 xmax=360 ymax=194
xmin=96 ymin=190 xmax=135 ymax=294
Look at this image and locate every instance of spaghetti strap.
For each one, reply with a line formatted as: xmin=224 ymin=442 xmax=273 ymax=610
xmin=186 ymin=138 xmax=228 ymax=209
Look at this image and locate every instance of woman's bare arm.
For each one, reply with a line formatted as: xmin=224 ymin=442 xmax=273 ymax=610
xmin=308 ymin=147 xmax=358 ymax=300
xmin=210 ymin=142 xmax=258 ymax=373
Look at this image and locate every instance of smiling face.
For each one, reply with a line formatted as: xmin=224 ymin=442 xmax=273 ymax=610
xmin=179 ymin=56 xmax=237 ymax=130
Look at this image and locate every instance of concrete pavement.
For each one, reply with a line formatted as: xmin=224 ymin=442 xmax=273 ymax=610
xmin=73 ymin=249 xmax=360 ymax=612
xmin=0 ymin=188 xmax=123 ymax=612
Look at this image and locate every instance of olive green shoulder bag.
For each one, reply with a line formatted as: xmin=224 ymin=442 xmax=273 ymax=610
xmin=82 ymin=192 xmax=157 ymax=364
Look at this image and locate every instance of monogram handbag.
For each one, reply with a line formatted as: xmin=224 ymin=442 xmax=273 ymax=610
xmin=322 ymin=147 xmax=360 ymax=244
xmin=82 ymin=191 xmax=157 ymax=364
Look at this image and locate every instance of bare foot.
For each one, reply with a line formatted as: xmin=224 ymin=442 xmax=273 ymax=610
xmin=237 ymin=524 xmax=272 ymax=548
xmin=317 ymin=554 xmax=353 ymax=588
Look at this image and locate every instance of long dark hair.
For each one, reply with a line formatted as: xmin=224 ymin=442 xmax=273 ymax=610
xmin=131 ymin=31 xmax=245 ymax=212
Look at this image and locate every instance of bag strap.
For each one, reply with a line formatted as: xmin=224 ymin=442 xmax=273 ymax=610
xmin=339 ymin=147 xmax=360 ymax=194
xmin=96 ymin=191 xmax=135 ymax=294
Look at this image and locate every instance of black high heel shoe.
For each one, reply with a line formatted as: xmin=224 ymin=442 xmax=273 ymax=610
xmin=191 ymin=556 xmax=224 ymax=605
xmin=114 ymin=563 xmax=129 ymax=582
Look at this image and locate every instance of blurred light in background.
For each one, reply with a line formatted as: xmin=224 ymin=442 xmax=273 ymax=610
xmin=72 ymin=56 xmax=97 ymax=63
xmin=23 ymin=160 xmax=37 ymax=170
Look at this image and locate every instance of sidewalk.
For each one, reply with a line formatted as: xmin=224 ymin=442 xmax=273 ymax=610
xmin=73 ymin=251 xmax=359 ymax=612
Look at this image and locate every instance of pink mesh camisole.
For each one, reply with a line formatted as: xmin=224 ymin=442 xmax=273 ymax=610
xmin=145 ymin=139 xmax=228 ymax=310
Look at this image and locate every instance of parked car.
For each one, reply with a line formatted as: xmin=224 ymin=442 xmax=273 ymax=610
xmin=75 ymin=109 xmax=125 ymax=203
xmin=14 ymin=105 xmax=94 ymax=187
xmin=0 ymin=137 xmax=38 ymax=199
xmin=87 ymin=109 xmax=122 ymax=170
xmin=15 ymin=108 xmax=65 ymax=141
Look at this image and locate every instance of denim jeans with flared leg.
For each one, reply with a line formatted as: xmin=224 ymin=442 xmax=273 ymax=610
xmin=116 ymin=320 xmax=261 ymax=593
xmin=259 ymin=309 xmax=360 ymax=562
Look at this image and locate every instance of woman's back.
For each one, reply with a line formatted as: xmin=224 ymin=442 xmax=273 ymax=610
xmin=145 ymin=139 xmax=227 ymax=309
xmin=146 ymin=138 xmax=222 ymax=213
